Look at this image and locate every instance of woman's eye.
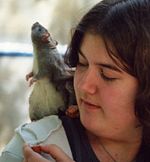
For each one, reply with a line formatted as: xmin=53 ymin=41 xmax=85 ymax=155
xmin=100 ymin=70 xmax=117 ymax=82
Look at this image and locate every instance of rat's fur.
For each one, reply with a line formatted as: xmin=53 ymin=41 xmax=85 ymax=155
xmin=27 ymin=22 xmax=75 ymax=121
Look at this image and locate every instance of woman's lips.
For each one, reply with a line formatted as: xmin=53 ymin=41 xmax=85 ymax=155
xmin=81 ymin=99 xmax=101 ymax=110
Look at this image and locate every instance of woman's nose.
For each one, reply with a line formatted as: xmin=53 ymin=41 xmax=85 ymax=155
xmin=78 ymin=68 xmax=98 ymax=94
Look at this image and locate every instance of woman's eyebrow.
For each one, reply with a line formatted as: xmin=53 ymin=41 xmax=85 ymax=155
xmin=97 ymin=63 xmax=122 ymax=73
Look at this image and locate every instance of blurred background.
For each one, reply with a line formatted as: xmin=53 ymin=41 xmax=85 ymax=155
xmin=0 ymin=0 xmax=100 ymax=153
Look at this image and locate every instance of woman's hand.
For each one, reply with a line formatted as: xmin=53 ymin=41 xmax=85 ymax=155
xmin=23 ymin=144 xmax=75 ymax=162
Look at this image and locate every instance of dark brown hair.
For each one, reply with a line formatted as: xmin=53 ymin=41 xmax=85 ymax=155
xmin=65 ymin=0 xmax=150 ymax=145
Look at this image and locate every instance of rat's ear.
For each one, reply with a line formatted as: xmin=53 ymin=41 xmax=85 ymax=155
xmin=55 ymin=40 xmax=58 ymax=46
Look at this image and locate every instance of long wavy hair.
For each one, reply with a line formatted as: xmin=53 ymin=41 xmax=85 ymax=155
xmin=65 ymin=0 xmax=150 ymax=145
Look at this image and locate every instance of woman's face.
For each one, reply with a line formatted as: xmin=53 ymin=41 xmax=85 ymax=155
xmin=74 ymin=32 xmax=141 ymax=141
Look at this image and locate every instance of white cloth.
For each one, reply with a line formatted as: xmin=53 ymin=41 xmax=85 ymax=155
xmin=0 ymin=115 xmax=72 ymax=162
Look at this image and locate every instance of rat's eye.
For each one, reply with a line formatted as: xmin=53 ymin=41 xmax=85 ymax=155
xmin=38 ymin=28 xmax=42 ymax=32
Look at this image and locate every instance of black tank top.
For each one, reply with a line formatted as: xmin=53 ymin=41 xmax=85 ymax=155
xmin=60 ymin=115 xmax=100 ymax=162
xmin=59 ymin=115 xmax=150 ymax=162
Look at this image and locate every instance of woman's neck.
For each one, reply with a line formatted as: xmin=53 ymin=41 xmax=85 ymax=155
xmin=87 ymin=130 xmax=142 ymax=162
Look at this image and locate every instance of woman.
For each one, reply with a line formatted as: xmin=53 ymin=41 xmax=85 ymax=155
xmin=1 ymin=0 xmax=150 ymax=162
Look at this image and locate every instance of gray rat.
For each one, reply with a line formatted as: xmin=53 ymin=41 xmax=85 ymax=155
xmin=26 ymin=22 xmax=76 ymax=121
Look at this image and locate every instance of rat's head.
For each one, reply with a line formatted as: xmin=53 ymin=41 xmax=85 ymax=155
xmin=31 ymin=22 xmax=50 ymax=44
xmin=31 ymin=22 xmax=58 ymax=47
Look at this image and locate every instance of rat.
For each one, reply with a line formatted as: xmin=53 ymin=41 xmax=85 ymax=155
xmin=26 ymin=22 xmax=76 ymax=121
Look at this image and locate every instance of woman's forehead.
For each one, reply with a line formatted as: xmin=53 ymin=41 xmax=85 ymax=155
xmin=80 ymin=32 xmax=128 ymax=71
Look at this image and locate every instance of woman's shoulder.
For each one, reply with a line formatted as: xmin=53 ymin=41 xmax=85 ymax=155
xmin=136 ymin=142 xmax=150 ymax=162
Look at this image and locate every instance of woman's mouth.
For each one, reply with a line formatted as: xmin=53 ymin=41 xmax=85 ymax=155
xmin=80 ymin=99 xmax=101 ymax=110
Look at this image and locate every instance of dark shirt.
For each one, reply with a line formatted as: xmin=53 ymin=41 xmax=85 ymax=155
xmin=59 ymin=115 xmax=150 ymax=162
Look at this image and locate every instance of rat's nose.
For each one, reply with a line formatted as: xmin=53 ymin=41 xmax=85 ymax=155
xmin=32 ymin=22 xmax=40 ymax=29
xmin=34 ymin=22 xmax=39 ymax=26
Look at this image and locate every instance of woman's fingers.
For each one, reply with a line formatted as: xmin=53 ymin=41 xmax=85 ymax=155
xmin=23 ymin=144 xmax=49 ymax=162
xmin=23 ymin=144 xmax=75 ymax=162
xmin=35 ymin=144 xmax=75 ymax=162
